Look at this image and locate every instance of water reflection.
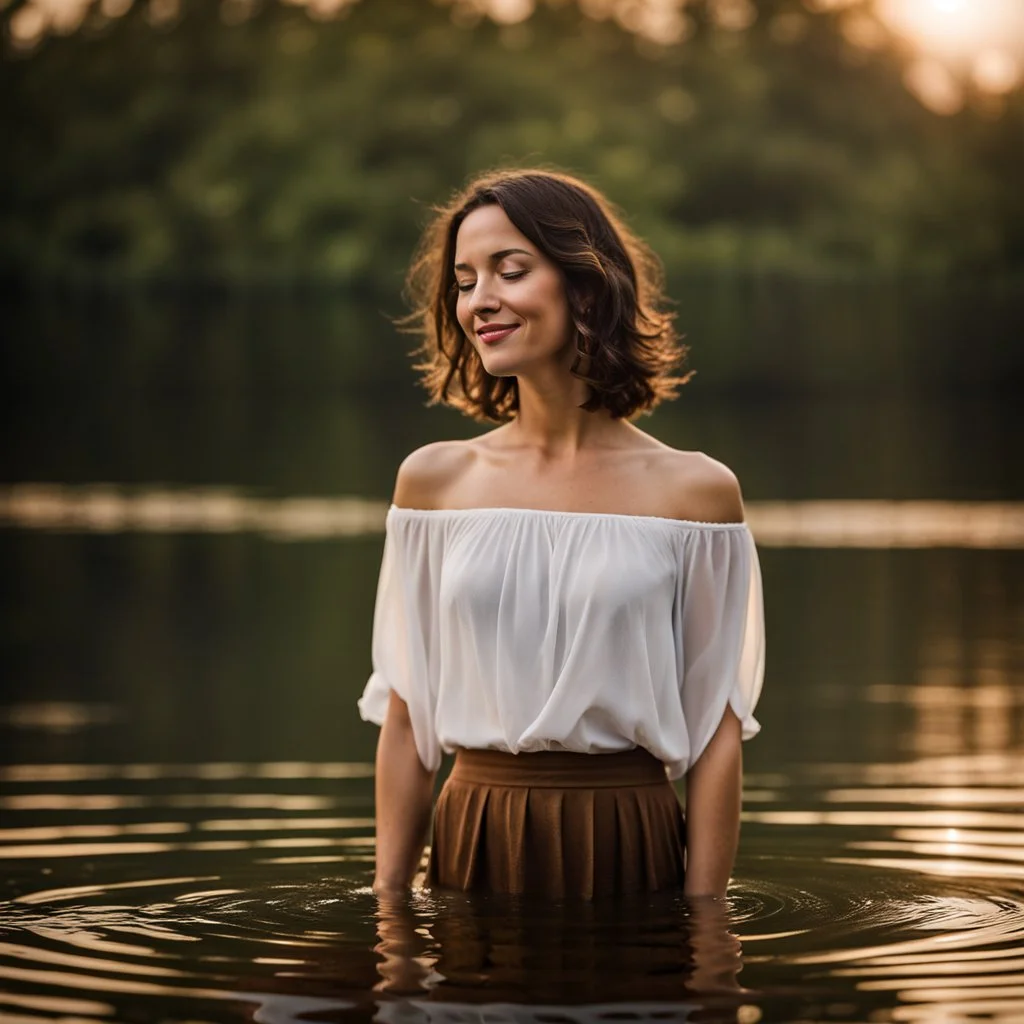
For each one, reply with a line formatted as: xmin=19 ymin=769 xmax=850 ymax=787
xmin=2 ymin=485 xmax=1022 ymax=548
xmin=372 ymin=890 xmax=747 ymax=1013
xmin=0 ymin=702 xmax=119 ymax=733
xmin=0 ymin=762 xmax=376 ymax=782
xmin=0 ymin=749 xmax=1021 ymax=1022
xmin=0 ymin=484 xmax=389 ymax=540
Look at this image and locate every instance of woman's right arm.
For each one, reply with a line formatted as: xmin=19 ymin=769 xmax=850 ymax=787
xmin=370 ymin=442 xmax=472 ymax=893
xmin=372 ymin=690 xmax=437 ymax=894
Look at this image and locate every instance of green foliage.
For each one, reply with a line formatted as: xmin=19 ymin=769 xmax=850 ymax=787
xmin=2 ymin=0 xmax=1022 ymax=290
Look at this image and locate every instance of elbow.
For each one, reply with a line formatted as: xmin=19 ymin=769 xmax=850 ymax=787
xmin=384 ymin=690 xmax=415 ymax=730
xmin=690 ymin=705 xmax=743 ymax=777
xmin=379 ymin=690 xmax=436 ymax=778
xmin=382 ymin=691 xmax=428 ymax=751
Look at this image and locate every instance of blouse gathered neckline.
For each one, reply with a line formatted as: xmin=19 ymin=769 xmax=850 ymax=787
xmin=389 ymin=503 xmax=750 ymax=531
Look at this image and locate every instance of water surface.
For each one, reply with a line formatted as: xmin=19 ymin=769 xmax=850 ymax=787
xmin=1 ymin=292 xmax=1022 ymax=1023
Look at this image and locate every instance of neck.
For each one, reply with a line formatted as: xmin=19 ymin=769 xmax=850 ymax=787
xmin=510 ymin=370 xmax=619 ymax=456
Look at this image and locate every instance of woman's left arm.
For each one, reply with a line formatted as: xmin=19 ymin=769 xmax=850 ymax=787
xmin=683 ymin=705 xmax=743 ymax=897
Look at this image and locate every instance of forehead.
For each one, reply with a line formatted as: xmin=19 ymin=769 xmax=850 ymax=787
xmin=454 ymin=205 xmax=534 ymax=261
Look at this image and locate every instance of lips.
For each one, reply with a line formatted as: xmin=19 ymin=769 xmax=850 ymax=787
xmin=476 ymin=323 xmax=519 ymax=345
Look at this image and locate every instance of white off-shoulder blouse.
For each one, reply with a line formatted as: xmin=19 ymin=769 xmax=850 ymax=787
xmin=358 ymin=505 xmax=765 ymax=781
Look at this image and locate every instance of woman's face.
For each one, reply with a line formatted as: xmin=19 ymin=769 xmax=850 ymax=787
xmin=453 ymin=204 xmax=573 ymax=378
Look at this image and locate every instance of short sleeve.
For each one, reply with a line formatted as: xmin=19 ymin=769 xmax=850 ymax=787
xmin=674 ymin=526 xmax=765 ymax=772
xmin=357 ymin=509 xmax=444 ymax=771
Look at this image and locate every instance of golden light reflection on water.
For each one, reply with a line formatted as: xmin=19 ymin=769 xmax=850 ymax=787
xmin=827 ymin=856 xmax=1024 ymax=880
xmin=0 ymin=823 xmax=190 ymax=842
xmin=869 ymin=948 xmax=1024 ymax=966
xmin=846 ymin=841 xmax=1024 ymax=864
xmin=0 ymin=703 xmax=119 ymax=733
xmin=744 ymin=810 xmax=1023 ymax=828
xmin=822 ymin=787 xmax=1024 ymax=805
xmin=789 ymin=924 xmax=1024 ymax=967
xmin=0 ymin=758 xmax=1019 ymax=1022
xmin=0 ymin=762 xmax=375 ymax=783
xmin=751 ymin=741 xmax=1024 ymax=887
xmin=867 ymin=683 xmax=1018 ymax=709
xmin=196 ymin=817 xmax=373 ymax=832
xmin=0 ymin=795 xmax=143 ymax=811
xmin=14 ymin=877 xmax=218 ymax=906
xmin=0 ymin=941 xmax=186 ymax=979
xmin=859 ymin=978 xmax=1024 ymax=993
xmin=1 ymin=485 xmax=1022 ymax=548
xmin=0 ymin=960 xmax=259 ymax=1002
xmin=910 ymin=629 xmax=1021 ymax=760
xmin=0 ymin=991 xmax=115 ymax=1017
xmin=892 ymin=1001 xmax=1024 ymax=1022
xmin=0 ymin=835 xmax=373 ymax=860
xmin=0 ymin=792 xmax=343 ymax=816
xmin=0 ymin=842 xmax=176 ymax=860
xmin=258 ymin=854 xmax=351 ymax=865
xmin=894 ymin=828 xmax=1024 ymax=847
xmin=0 ymin=485 xmax=389 ymax=540
xmin=809 ymin=753 xmax=1024 ymax=786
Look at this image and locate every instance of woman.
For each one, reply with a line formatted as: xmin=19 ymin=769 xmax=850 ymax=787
xmin=358 ymin=169 xmax=765 ymax=901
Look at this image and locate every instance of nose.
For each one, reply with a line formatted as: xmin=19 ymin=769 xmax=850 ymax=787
xmin=467 ymin=277 xmax=500 ymax=315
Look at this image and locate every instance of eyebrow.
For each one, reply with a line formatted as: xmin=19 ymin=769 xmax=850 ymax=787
xmin=454 ymin=248 xmax=532 ymax=272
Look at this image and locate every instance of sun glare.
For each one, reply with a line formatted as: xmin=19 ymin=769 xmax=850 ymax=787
xmin=877 ymin=0 xmax=1024 ymax=61
xmin=875 ymin=0 xmax=1024 ymax=109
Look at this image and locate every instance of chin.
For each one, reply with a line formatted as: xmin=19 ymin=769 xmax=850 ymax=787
xmin=477 ymin=339 xmax=569 ymax=379
xmin=477 ymin=351 xmax=523 ymax=378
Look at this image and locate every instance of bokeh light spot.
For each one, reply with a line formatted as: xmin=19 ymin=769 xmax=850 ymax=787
xmin=656 ymin=85 xmax=697 ymax=123
xmin=973 ymin=48 xmax=1021 ymax=94
xmin=904 ymin=57 xmax=965 ymax=114
xmin=487 ymin=0 xmax=535 ymax=26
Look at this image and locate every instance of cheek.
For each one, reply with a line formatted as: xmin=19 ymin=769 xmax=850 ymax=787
xmin=540 ymin=282 xmax=572 ymax=331
xmin=525 ymin=276 xmax=570 ymax=324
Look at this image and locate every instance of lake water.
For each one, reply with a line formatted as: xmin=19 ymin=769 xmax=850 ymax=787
xmin=1 ymin=292 xmax=1022 ymax=1023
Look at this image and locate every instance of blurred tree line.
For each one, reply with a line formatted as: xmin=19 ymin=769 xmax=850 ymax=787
xmin=1 ymin=0 xmax=1023 ymax=294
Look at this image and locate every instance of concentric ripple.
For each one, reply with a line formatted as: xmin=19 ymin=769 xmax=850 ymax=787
xmin=1 ymin=754 xmax=1022 ymax=1023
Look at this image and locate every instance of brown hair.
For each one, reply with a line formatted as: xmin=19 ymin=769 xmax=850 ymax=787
xmin=405 ymin=168 xmax=691 ymax=422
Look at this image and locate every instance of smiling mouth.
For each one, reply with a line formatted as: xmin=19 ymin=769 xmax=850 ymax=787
xmin=476 ymin=324 xmax=519 ymax=345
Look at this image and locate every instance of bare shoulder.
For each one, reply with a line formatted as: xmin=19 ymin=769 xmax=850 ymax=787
xmin=657 ymin=449 xmax=745 ymax=524
xmin=392 ymin=440 xmax=477 ymax=510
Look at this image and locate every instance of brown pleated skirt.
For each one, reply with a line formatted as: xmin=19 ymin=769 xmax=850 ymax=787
xmin=425 ymin=747 xmax=686 ymax=899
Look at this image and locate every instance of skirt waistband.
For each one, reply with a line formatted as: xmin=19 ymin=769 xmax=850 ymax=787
xmin=450 ymin=747 xmax=668 ymax=789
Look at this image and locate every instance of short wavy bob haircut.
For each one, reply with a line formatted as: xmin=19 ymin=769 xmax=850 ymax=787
xmin=405 ymin=168 xmax=691 ymax=423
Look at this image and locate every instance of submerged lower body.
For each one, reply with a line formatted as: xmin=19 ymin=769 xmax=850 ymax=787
xmin=426 ymin=747 xmax=686 ymax=899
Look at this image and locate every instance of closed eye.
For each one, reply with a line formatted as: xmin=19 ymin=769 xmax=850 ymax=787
xmin=454 ymin=270 xmax=527 ymax=294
